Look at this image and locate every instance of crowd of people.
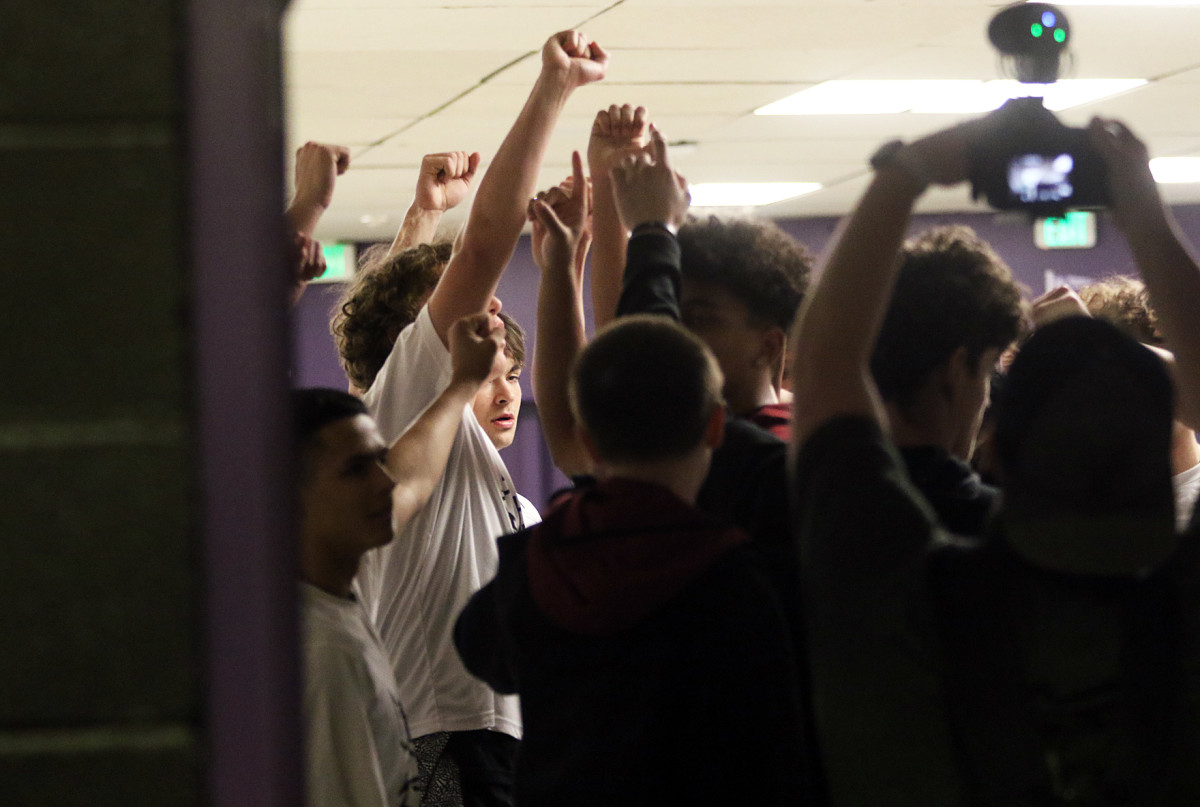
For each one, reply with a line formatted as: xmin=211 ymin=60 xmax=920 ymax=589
xmin=286 ymin=28 xmax=1200 ymax=807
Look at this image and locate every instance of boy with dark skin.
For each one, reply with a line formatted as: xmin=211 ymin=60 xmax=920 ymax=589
xmin=587 ymin=104 xmax=812 ymax=438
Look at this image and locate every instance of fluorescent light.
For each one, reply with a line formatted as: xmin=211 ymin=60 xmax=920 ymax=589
xmin=757 ymin=79 xmax=1146 ymax=116
xmin=909 ymin=81 xmax=1018 ymax=113
xmin=1038 ymin=79 xmax=1147 ymax=109
xmin=1150 ymin=157 xmax=1200 ymax=183
xmin=756 ymin=81 xmax=980 ymax=115
xmin=688 ymin=183 xmax=822 ymax=207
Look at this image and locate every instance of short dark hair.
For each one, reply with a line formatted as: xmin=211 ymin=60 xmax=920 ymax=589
xmin=291 ymin=387 xmax=369 ymax=480
xmin=871 ymin=226 xmax=1026 ymax=408
xmin=678 ymin=216 xmax=813 ymax=330
xmin=570 ymin=315 xmax=724 ymax=463
xmin=331 ymin=242 xmax=451 ymax=391
xmin=1080 ymin=275 xmax=1163 ymax=346
xmin=994 ymin=317 xmax=1173 ymax=515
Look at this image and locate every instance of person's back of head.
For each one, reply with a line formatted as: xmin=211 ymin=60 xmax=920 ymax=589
xmin=994 ymin=317 xmax=1176 ymax=572
xmin=331 ymin=242 xmax=452 ymax=391
xmin=570 ymin=315 xmax=725 ymax=466
xmin=871 ymin=225 xmax=1026 ymax=411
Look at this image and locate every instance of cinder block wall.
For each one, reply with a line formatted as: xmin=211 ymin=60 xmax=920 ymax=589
xmin=0 ymin=2 xmax=200 ymax=805
xmin=0 ymin=2 xmax=297 ymax=805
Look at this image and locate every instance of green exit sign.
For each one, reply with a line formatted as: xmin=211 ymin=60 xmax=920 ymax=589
xmin=1034 ymin=211 xmax=1097 ymax=250
xmin=310 ymin=243 xmax=357 ymax=284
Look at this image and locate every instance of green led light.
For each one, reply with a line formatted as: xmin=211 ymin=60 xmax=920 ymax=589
xmin=1031 ymin=22 xmax=1043 ymax=37
xmin=1054 ymin=28 xmax=1066 ymax=43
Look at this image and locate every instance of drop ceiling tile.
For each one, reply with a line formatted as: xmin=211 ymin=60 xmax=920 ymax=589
xmin=285 ymin=6 xmax=602 ymax=53
xmin=1061 ymin=82 xmax=1200 ymax=135
xmin=582 ymin=4 xmax=984 ymax=51
xmin=1060 ymin=6 xmax=1200 ymax=80
xmin=287 ymin=116 xmax=416 ymax=148
xmin=283 ymin=50 xmax=529 ymax=88
xmin=491 ymin=47 xmax=899 ymax=86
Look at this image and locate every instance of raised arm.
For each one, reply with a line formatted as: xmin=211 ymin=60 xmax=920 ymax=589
xmin=609 ymin=126 xmax=692 ymax=319
xmin=587 ymin=104 xmax=648 ymax=329
xmin=427 ymin=30 xmax=608 ymax=344
xmin=789 ymin=123 xmax=980 ymax=449
xmin=386 ymin=313 xmax=504 ymax=529
xmin=531 ymin=152 xmax=593 ymax=476
xmin=285 ymin=141 xmax=350 ymax=236
xmin=1092 ymin=117 xmax=1200 ymax=426
xmin=388 ymin=151 xmax=481 ymax=257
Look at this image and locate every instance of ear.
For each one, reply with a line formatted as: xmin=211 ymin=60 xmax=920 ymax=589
xmin=756 ymin=326 xmax=786 ymax=372
xmin=704 ymin=404 xmax=727 ymax=450
xmin=575 ymin=424 xmax=605 ymax=468
xmin=943 ymin=345 xmax=973 ymax=404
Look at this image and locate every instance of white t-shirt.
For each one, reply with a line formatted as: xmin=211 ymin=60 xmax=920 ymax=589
xmin=358 ymin=305 xmax=538 ymax=740
xmin=301 ymin=582 xmax=421 ymax=807
xmin=1174 ymin=460 xmax=1200 ymax=532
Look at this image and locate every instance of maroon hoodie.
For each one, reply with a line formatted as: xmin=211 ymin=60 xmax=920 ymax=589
xmin=526 ymin=478 xmax=747 ymax=634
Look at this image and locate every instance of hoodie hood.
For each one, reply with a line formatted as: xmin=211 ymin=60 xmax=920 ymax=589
xmin=526 ymin=478 xmax=746 ymax=635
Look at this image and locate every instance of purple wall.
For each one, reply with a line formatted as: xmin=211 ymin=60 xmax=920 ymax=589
xmin=293 ymin=204 xmax=1200 ymax=510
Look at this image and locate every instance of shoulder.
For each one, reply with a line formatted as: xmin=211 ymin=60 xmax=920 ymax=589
xmin=363 ymin=305 xmax=452 ymax=418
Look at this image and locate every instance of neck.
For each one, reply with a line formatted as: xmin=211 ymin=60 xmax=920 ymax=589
xmin=300 ymin=543 xmax=360 ymax=599
xmin=884 ymin=399 xmax=956 ymax=455
xmin=1171 ymin=422 xmax=1200 ymax=477
xmin=598 ymin=447 xmax=711 ymax=505
xmin=730 ymin=375 xmax=779 ymax=418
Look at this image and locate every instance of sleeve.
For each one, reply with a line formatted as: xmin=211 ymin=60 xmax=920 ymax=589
xmin=615 ymin=231 xmax=683 ymax=320
xmin=303 ymin=648 xmax=393 ymax=807
xmin=790 ymin=415 xmax=966 ymax=806
xmin=364 ymin=305 xmax=455 ymax=442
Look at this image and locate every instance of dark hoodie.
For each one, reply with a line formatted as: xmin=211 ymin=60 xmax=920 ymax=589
xmin=454 ymin=478 xmax=809 ymax=807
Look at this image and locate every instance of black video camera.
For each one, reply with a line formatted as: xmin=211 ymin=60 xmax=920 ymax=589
xmin=967 ymin=3 xmax=1109 ymax=216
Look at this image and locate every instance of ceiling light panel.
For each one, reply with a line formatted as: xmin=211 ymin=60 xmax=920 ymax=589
xmin=757 ymin=78 xmax=1147 ymax=116
xmin=1150 ymin=157 xmax=1200 ymax=183
xmin=688 ymin=183 xmax=822 ymax=207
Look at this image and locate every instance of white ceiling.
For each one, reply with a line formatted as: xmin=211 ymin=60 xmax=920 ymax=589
xmin=284 ymin=0 xmax=1200 ymax=243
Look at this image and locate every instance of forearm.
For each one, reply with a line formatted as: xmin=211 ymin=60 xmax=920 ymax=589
xmin=430 ymin=72 xmax=573 ymax=338
xmin=790 ymin=169 xmax=924 ymax=440
xmin=535 ymin=264 xmax=592 ymax=476
xmin=386 ymin=377 xmax=478 ymax=528
xmin=589 ymin=174 xmax=628 ymax=329
xmin=388 ymin=204 xmax=444 ymax=257
xmin=285 ymin=196 xmax=326 ymax=236
xmin=1126 ymin=209 xmax=1200 ymax=420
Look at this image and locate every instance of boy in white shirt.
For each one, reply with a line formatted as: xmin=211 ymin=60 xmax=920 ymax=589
xmin=331 ymin=29 xmax=609 ymax=807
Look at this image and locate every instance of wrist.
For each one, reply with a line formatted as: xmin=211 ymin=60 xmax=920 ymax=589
xmin=630 ymin=221 xmax=678 ymax=238
xmin=405 ymin=204 xmax=444 ymax=222
xmin=870 ymin=139 xmax=931 ymax=196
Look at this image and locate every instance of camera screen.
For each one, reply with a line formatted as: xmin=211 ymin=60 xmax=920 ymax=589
xmin=1007 ymin=153 xmax=1076 ymax=204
